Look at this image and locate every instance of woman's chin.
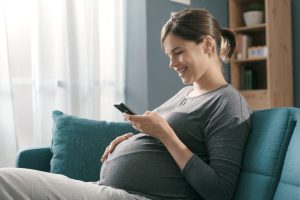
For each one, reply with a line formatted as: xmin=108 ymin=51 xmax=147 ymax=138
xmin=180 ymin=77 xmax=191 ymax=85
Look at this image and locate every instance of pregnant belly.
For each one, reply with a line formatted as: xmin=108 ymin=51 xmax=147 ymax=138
xmin=98 ymin=134 xmax=194 ymax=198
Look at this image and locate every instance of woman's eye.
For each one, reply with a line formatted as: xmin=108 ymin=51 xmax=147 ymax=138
xmin=174 ymin=51 xmax=183 ymax=55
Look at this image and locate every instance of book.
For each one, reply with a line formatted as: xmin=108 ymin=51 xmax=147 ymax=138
xmin=235 ymin=34 xmax=253 ymax=59
xmin=243 ymin=68 xmax=256 ymax=89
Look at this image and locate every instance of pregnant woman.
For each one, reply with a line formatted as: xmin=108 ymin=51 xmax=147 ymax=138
xmin=0 ymin=8 xmax=251 ymax=200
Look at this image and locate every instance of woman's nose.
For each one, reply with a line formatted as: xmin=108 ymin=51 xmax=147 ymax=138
xmin=169 ymin=57 xmax=178 ymax=68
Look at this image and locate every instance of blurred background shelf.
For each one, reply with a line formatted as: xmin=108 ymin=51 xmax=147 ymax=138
xmin=229 ymin=0 xmax=293 ymax=110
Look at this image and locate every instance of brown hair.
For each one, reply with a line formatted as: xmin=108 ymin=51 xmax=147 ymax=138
xmin=161 ymin=8 xmax=236 ymax=62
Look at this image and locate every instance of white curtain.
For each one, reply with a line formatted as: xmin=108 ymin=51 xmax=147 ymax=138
xmin=0 ymin=0 xmax=17 ymax=167
xmin=0 ymin=0 xmax=125 ymax=167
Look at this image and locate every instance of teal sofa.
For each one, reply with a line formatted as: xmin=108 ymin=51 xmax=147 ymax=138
xmin=16 ymin=107 xmax=300 ymax=200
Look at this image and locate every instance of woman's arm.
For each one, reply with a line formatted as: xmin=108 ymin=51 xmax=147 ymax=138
xmin=182 ymin=117 xmax=250 ymax=200
xmin=158 ymin=126 xmax=193 ymax=170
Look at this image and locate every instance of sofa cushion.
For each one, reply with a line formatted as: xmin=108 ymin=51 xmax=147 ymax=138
xmin=50 ymin=110 xmax=137 ymax=182
xmin=274 ymin=108 xmax=300 ymax=200
xmin=233 ymin=108 xmax=296 ymax=200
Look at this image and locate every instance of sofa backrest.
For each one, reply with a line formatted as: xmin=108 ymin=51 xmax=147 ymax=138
xmin=273 ymin=108 xmax=300 ymax=199
xmin=234 ymin=107 xmax=299 ymax=200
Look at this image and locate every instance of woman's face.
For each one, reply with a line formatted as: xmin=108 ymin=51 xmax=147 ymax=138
xmin=163 ymin=33 xmax=211 ymax=85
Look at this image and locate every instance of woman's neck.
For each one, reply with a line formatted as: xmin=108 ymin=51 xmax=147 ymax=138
xmin=190 ymin=62 xmax=227 ymax=97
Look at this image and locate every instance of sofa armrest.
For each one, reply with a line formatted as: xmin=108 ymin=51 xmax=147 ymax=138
xmin=16 ymin=146 xmax=52 ymax=172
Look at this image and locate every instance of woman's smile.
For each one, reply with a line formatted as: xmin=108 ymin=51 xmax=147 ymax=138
xmin=175 ymin=66 xmax=188 ymax=77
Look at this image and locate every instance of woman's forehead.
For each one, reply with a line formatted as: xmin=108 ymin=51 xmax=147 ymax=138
xmin=163 ymin=34 xmax=198 ymax=54
xmin=164 ymin=35 xmax=185 ymax=49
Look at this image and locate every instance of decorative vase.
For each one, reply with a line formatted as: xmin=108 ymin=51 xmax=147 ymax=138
xmin=243 ymin=11 xmax=264 ymax=26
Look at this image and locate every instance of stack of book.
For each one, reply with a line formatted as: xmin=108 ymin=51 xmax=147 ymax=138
xmin=235 ymin=34 xmax=253 ymax=60
xmin=240 ymin=67 xmax=256 ymax=90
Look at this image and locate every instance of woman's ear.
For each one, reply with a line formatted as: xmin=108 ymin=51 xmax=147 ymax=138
xmin=202 ymin=35 xmax=215 ymax=56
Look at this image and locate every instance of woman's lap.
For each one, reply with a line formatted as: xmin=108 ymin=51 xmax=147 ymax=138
xmin=0 ymin=168 xmax=149 ymax=200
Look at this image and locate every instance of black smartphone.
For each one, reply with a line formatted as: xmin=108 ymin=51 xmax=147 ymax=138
xmin=114 ymin=103 xmax=136 ymax=115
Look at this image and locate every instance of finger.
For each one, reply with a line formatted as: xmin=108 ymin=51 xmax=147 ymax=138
xmin=123 ymin=113 xmax=130 ymax=121
xmin=111 ymin=136 xmax=125 ymax=145
xmin=101 ymin=134 xmax=133 ymax=162
xmin=102 ymin=139 xmax=119 ymax=161
xmin=144 ymin=111 xmax=152 ymax=115
xmin=107 ymin=135 xmax=127 ymax=152
xmin=109 ymin=141 xmax=118 ymax=152
xmin=101 ymin=146 xmax=110 ymax=162
xmin=124 ymin=133 xmax=134 ymax=138
xmin=130 ymin=121 xmax=136 ymax=127
xmin=131 ymin=123 xmax=142 ymax=132
xmin=124 ymin=113 xmax=146 ymax=122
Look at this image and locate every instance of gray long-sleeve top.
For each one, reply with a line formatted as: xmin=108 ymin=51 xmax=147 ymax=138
xmin=99 ymin=84 xmax=252 ymax=200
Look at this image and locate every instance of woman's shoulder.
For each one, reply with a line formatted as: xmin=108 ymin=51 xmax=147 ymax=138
xmin=204 ymin=84 xmax=252 ymax=131
xmin=214 ymin=84 xmax=246 ymax=103
xmin=220 ymin=84 xmax=252 ymax=118
xmin=207 ymin=84 xmax=252 ymax=118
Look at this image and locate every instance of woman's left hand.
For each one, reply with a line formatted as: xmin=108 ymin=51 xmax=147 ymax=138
xmin=123 ymin=111 xmax=173 ymax=141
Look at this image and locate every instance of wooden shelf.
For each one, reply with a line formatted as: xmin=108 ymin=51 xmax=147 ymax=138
xmin=240 ymin=89 xmax=269 ymax=109
xmin=229 ymin=0 xmax=293 ymax=109
xmin=231 ymin=23 xmax=266 ymax=33
xmin=232 ymin=57 xmax=267 ymax=63
xmin=240 ymin=89 xmax=267 ymax=94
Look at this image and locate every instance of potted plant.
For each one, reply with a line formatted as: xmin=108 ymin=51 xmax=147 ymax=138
xmin=243 ymin=2 xmax=264 ymax=26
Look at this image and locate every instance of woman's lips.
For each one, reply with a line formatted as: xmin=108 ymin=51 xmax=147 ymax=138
xmin=177 ymin=66 xmax=187 ymax=77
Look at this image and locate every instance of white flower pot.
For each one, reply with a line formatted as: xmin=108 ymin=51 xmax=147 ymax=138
xmin=243 ymin=11 xmax=264 ymax=26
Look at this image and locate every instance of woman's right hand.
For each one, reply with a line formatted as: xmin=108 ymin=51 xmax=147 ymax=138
xmin=100 ymin=133 xmax=134 ymax=162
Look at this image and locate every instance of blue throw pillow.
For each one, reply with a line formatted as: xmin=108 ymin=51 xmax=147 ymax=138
xmin=50 ymin=110 xmax=137 ymax=182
